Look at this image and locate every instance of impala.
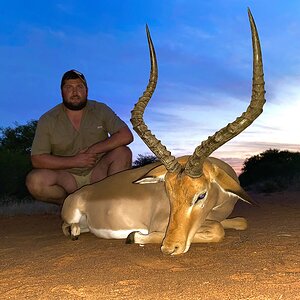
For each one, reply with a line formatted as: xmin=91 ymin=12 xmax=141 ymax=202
xmin=61 ymin=9 xmax=265 ymax=255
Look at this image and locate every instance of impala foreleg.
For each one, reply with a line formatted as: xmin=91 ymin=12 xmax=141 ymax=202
xmin=126 ymin=231 xmax=165 ymax=245
xmin=192 ymin=220 xmax=225 ymax=243
xmin=221 ymin=217 xmax=248 ymax=230
xmin=160 ymin=220 xmax=225 ymax=255
xmin=177 ymin=220 xmax=225 ymax=254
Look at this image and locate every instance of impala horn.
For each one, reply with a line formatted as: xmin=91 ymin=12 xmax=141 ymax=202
xmin=185 ymin=8 xmax=265 ymax=177
xmin=131 ymin=25 xmax=182 ymax=173
xmin=131 ymin=9 xmax=266 ymax=178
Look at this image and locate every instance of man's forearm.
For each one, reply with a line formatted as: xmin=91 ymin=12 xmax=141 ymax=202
xmin=31 ymin=154 xmax=77 ymax=170
xmin=87 ymin=127 xmax=133 ymax=154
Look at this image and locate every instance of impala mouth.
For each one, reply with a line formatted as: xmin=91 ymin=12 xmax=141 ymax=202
xmin=161 ymin=240 xmax=189 ymax=255
xmin=161 ymin=245 xmax=182 ymax=256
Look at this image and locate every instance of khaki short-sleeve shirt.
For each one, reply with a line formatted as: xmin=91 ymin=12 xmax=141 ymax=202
xmin=31 ymin=100 xmax=127 ymax=175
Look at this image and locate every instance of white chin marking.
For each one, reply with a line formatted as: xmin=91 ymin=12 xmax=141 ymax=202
xmin=89 ymin=228 xmax=149 ymax=239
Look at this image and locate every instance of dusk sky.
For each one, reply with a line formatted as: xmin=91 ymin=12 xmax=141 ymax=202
xmin=1 ymin=1 xmax=300 ymax=173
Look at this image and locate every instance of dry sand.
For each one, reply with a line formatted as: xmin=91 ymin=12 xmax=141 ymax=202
xmin=0 ymin=191 xmax=299 ymax=299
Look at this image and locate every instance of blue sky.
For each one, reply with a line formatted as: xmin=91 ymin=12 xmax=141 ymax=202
xmin=1 ymin=0 xmax=300 ymax=172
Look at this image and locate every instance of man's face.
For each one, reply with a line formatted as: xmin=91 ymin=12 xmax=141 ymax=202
xmin=61 ymin=78 xmax=88 ymax=110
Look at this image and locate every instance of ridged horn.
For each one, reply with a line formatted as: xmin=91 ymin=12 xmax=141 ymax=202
xmin=130 ymin=25 xmax=182 ymax=173
xmin=184 ymin=8 xmax=266 ymax=178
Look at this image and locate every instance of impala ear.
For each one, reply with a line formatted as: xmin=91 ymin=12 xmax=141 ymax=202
xmin=203 ymin=160 xmax=257 ymax=206
xmin=133 ymin=164 xmax=167 ymax=184
xmin=203 ymin=160 xmax=218 ymax=179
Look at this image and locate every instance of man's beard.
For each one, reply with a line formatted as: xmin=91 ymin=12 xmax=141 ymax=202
xmin=63 ymin=97 xmax=87 ymax=111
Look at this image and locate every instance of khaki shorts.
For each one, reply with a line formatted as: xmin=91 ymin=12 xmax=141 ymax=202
xmin=71 ymin=170 xmax=93 ymax=189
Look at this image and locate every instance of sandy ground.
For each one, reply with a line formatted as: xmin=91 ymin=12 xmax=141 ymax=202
xmin=0 ymin=191 xmax=299 ymax=300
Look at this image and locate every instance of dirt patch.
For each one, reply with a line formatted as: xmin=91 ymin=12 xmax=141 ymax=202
xmin=0 ymin=191 xmax=299 ymax=299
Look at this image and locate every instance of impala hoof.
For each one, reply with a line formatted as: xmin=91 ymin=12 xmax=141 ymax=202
xmin=71 ymin=234 xmax=79 ymax=241
xmin=126 ymin=232 xmax=135 ymax=244
xmin=62 ymin=222 xmax=71 ymax=237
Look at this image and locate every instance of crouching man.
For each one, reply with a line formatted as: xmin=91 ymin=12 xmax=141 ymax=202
xmin=26 ymin=69 xmax=133 ymax=204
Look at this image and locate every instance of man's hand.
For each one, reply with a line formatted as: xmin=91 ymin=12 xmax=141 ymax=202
xmin=74 ymin=149 xmax=99 ymax=168
xmin=31 ymin=150 xmax=99 ymax=170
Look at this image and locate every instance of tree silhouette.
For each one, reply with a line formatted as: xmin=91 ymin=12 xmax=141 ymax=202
xmin=0 ymin=120 xmax=37 ymax=154
xmin=133 ymin=154 xmax=158 ymax=168
xmin=0 ymin=120 xmax=37 ymax=197
xmin=239 ymin=148 xmax=300 ymax=192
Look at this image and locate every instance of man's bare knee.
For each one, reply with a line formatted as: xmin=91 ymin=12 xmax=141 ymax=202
xmin=116 ymin=146 xmax=132 ymax=166
xmin=26 ymin=170 xmax=51 ymax=200
xmin=91 ymin=146 xmax=132 ymax=182
xmin=110 ymin=146 xmax=132 ymax=170
xmin=26 ymin=169 xmax=68 ymax=204
xmin=26 ymin=170 xmax=43 ymax=195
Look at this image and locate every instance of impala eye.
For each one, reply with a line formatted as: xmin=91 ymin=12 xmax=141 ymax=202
xmin=195 ymin=192 xmax=207 ymax=204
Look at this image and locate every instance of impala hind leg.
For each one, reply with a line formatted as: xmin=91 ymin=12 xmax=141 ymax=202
xmin=221 ymin=217 xmax=248 ymax=230
xmin=62 ymin=222 xmax=81 ymax=240
xmin=126 ymin=231 xmax=165 ymax=245
xmin=61 ymin=207 xmax=86 ymax=240
xmin=62 ymin=221 xmax=71 ymax=237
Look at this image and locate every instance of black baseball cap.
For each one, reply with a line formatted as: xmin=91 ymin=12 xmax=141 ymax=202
xmin=61 ymin=69 xmax=87 ymax=89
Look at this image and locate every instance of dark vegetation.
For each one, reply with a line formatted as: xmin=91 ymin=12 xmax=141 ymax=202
xmin=132 ymin=153 xmax=158 ymax=168
xmin=0 ymin=120 xmax=37 ymax=199
xmin=239 ymin=149 xmax=300 ymax=193
xmin=0 ymin=122 xmax=299 ymax=203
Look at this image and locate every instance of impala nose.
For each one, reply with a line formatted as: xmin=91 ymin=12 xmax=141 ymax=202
xmin=161 ymin=243 xmax=185 ymax=255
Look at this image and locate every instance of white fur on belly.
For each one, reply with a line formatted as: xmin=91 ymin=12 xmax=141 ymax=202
xmin=89 ymin=228 xmax=149 ymax=239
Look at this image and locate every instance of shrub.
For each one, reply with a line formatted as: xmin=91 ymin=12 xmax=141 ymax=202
xmin=0 ymin=120 xmax=37 ymax=198
xmin=133 ymin=154 xmax=158 ymax=168
xmin=0 ymin=149 xmax=31 ymax=197
xmin=239 ymin=149 xmax=300 ymax=192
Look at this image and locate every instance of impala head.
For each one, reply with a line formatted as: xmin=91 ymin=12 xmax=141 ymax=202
xmin=131 ymin=9 xmax=265 ymax=255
